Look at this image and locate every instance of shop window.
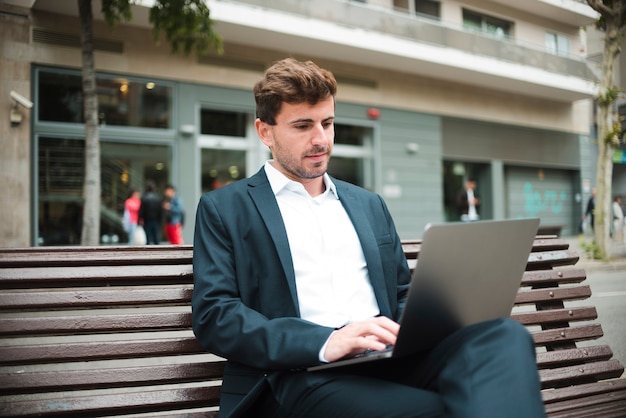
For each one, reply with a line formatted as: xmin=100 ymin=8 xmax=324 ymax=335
xmin=37 ymin=69 xmax=173 ymax=129
xmin=200 ymin=109 xmax=247 ymax=137
xmin=201 ymin=149 xmax=247 ymax=192
xmin=37 ymin=137 xmax=171 ymax=245
xmin=462 ymin=9 xmax=511 ymax=39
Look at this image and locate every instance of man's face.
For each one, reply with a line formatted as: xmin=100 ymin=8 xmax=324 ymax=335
xmin=256 ymin=96 xmax=335 ymax=183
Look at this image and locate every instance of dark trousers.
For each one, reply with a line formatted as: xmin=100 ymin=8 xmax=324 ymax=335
xmin=268 ymin=318 xmax=545 ymax=418
xmin=143 ymin=220 xmax=160 ymax=245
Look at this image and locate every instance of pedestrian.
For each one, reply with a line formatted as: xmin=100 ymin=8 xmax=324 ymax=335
xmin=138 ymin=180 xmax=163 ymax=245
xmin=456 ymin=178 xmax=480 ymax=221
xmin=613 ymin=196 xmax=624 ymax=243
xmin=163 ymin=184 xmax=184 ymax=244
xmin=583 ymin=187 xmax=596 ymax=232
xmin=122 ymin=189 xmax=142 ymax=245
xmin=191 ymin=58 xmax=545 ymax=418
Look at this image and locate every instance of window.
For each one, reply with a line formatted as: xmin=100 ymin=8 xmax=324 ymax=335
xmin=415 ymin=0 xmax=440 ymax=19
xmin=393 ymin=0 xmax=440 ymax=19
xmin=200 ymin=109 xmax=247 ymax=136
xmin=545 ymin=32 xmax=570 ymax=56
xmin=37 ymin=69 xmax=173 ymax=128
xmin=37 ymin=137 xmax=171 ymax=245
xmin=199 ymin=108 xmax=250 ymax=193
xmin=462 ymin=9 xmax=511 ymax=39
xmin=330 ymin=123 xmax=374 ymax=189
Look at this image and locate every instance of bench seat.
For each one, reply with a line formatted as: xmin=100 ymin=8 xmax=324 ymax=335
xmin=0 ymin=236 xmax=624 ymax=417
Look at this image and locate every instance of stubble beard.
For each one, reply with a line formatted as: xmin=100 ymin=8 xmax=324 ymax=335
xmin=276 ymin=146 xmax=330 ymax=180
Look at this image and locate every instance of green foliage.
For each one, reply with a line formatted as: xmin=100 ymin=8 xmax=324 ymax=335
xmin=101 ymin=0 xmax=132 ymax=27
xmin=597 ymin=85 xmax=622 ymax=106
xmin=149 ymin=0 xmax=223 ymax=56
xmin=100 ymin=0 xmax=222 ymax=57
xmin=604 ymin=120 xmax=623 ymax=146
xmin=579 ymin=237 xmax=602 ymax=259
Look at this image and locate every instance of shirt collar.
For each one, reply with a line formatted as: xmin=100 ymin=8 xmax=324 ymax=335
xmin=264 ymin=160 xmax=338 ymax=200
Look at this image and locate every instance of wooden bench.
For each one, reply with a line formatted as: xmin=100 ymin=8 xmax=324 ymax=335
xmin=0 ymin=237 xmax=625 ymax=417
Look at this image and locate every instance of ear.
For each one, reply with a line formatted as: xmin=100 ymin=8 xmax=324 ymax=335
xmin=255 ymin=118 xmax=273 ymax=148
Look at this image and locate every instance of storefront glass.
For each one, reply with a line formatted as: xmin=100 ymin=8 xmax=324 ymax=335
xmin=38 ymin=69 xmax=173 ymax=128
xmin=37 ymin=137 xmax=171 ymax=245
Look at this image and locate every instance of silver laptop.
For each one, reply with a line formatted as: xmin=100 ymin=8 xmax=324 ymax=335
xmin=307 ymin=218 xmax=540 ymax=372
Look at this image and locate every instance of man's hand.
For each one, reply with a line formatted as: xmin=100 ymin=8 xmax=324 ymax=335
xmin=323 ymin=316 xmax=400 ymax=362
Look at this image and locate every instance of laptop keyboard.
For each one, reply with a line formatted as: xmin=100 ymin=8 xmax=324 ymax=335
xmin=355 ymin=344 xmax=394 ymax=358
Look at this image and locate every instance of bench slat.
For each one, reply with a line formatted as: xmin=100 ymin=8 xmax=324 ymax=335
xmin=521 ymin=268 xmax=586 ymax=286
xmin=0 ymin=337 xmax=205 ymax=365
xmin=539 ymin=359 xmax=625 ymax=387
xmin=545 ymin=387 xmax=626 ymax=417
xmin=526 ymin=250 xmax=579 ymax=270
xmin=531 ymin=324 xmax=604 ymax=346
xmin=536 ymin=345 xmax=615 ymax=368
xmin=0 ymin=265 xmax=193 ymax=285
xmin=542 ymin=378 xmax=626 ymax=403
xmin=0 ymin=245 xmax=194 ymax=268
xmin=0 ymin=287 xmax=193 ymax=310
xmin=0 ymin=386 xmax=220 ymax=417
xmin=1 ymin=361 xmax=225 ymax=394
xmin=0 ymin=312 xmax=193 ymax=336
xmin=511 ymin=306 xmax=597 ymax=326
xmin=514 ymin=285 xmax=591 ymax=305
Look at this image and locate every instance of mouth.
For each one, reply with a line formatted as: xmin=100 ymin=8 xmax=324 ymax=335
xmin=305 ymin=152 xmax=328 ymax=164
xmin=305 ymin=147 xmax=329 ymax=162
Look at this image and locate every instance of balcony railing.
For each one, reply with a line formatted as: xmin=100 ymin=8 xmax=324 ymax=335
xmin=223 ymin=0 xmax=596 ymax=81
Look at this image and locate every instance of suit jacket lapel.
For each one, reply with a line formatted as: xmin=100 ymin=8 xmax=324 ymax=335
xmin=247 ymin=169 xmax=301 ymax=315
xmin=335 ymin=181 xmax=393 ymax=317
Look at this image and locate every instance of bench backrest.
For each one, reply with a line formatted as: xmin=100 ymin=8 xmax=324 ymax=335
xmin=0 ymin=246 xmax=223 ymax=417
xmin=0 ymin=237 xmax=624 ymax=416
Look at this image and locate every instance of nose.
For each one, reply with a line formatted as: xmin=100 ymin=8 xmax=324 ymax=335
xmin=311 ymin=123 xmax=330 ymax=146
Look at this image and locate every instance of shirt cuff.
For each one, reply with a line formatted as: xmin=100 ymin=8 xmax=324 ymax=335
xmin=318 ymin=330 xmax=336 ymax=363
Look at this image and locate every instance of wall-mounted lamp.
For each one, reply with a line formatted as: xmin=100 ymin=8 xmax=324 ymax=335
xmin=406 ymin=142 xmax=420 ymax=154
xmin=180 ymin=124 xmax=195 ymax=136
xmin=10 ymin=90 xmax=33 ymax=127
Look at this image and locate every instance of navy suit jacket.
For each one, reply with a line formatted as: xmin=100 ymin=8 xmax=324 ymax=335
xmin=192 ymin=167 xmax=412 ymax=417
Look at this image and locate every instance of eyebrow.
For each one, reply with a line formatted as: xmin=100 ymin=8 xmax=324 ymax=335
xmin=287 ymin=116 xmax=335 ymax=125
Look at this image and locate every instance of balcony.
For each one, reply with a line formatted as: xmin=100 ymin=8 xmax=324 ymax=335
xmin=489 ymin=0 xmax=598 ymax=26
xmin=210 ymin=0 xmax=598 ymax=101
xmin=31 ymin=0 xmax=599 ymax=102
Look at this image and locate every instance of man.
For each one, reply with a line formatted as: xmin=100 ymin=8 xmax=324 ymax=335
xmin=163 ymin=184 xmax=184 ymax=244
xmin=138 ymin=180 xmax=162 ymax=245
xmin=456 ymin=178 xmax=480 ymax=221
xmin=583 ymin=187 xmax=596 ymax=232
xmin=613 ymin=196 xmax=624 ymax=243
xmin=192 ymin=58 xmax=545 ymax=417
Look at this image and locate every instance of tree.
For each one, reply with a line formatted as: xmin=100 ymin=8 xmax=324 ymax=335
xmin=585 ymin=0 xmax=626 ymax=259
xmin=77 ymin=0 xmax=222 ymax=245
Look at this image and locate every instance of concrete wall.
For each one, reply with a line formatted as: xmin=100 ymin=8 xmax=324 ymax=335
xmin=1 ymin=4 xmax=32 ymax=247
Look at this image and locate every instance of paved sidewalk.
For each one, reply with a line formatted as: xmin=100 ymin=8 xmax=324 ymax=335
xmin=562 ymin=235 xmax=626 ymax=272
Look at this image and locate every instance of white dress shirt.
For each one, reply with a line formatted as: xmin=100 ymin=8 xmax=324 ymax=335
xmin=264 ymin=161 xmax=380 ymax=329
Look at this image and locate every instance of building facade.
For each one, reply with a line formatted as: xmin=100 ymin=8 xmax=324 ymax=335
xmin=1 ymin=0 xmax=602 ymax=246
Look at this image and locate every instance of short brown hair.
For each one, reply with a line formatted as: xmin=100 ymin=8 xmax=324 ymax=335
xmin=254 ymin=58 xmax=337 ymax=125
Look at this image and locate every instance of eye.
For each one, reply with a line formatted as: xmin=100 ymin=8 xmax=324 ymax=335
xmin=322 ymin=121 xmax=334 ymax=129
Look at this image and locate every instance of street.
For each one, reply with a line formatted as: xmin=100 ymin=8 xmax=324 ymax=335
xmin=569 ymin=269 xmax=626 ymax=373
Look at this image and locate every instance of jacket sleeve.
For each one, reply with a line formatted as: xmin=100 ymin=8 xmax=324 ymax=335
xmin=191 ymin=192 xmax=334 ymax=371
